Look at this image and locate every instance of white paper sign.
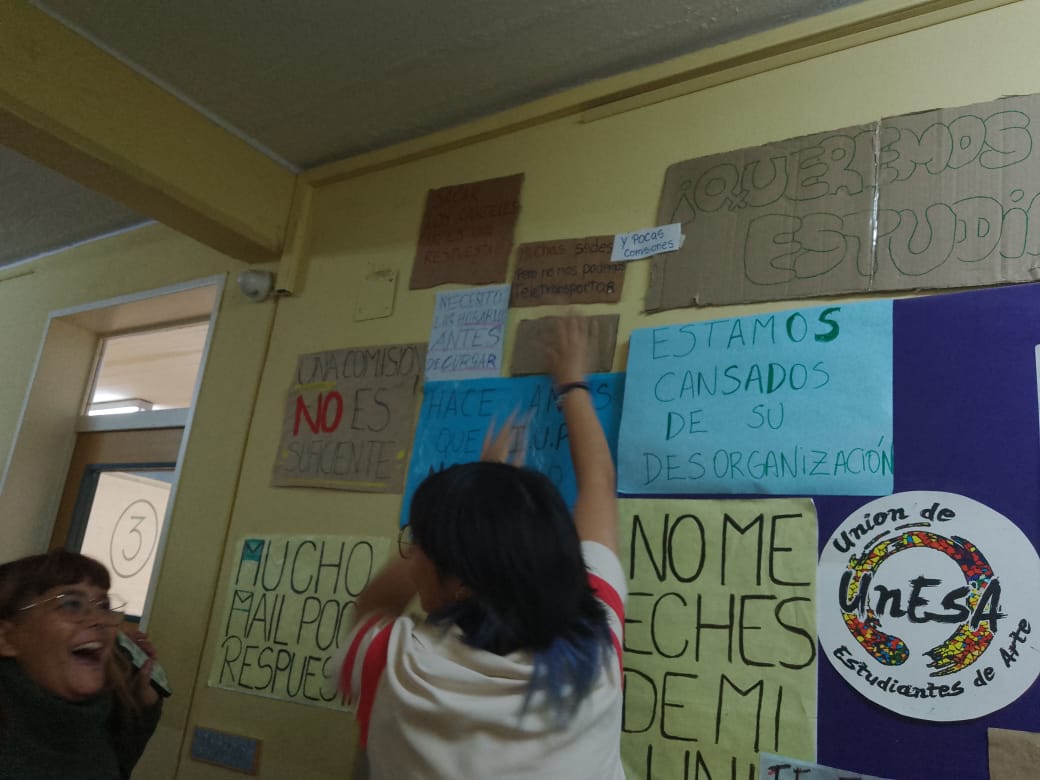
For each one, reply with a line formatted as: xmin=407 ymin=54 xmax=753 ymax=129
xmin=425 ymin=284 xmax=509 ymax=381
xmin=78 ymin=471 xmax=171 ymax=617
xmin=611 ymin=223 xmax=683 ymax=262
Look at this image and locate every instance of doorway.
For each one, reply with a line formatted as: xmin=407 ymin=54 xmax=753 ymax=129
xmin=0 ymin=276 xmax=222 ymax=623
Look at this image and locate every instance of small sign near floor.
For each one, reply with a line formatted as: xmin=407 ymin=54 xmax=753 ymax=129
xmin=190 ymin=726 xmax=260 ymax=775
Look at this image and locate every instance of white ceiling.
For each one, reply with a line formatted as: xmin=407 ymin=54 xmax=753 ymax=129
xmin=0 ymin=0 xmax=865 ymax=269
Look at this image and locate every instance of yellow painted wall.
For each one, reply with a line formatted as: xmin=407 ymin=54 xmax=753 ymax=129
xmin=3 ymin=1 xmax=1040 ymax=778
xmin=178 ymin=3 xmax=1040 ymax=778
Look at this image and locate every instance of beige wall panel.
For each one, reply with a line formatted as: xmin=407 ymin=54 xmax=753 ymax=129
xmin=0 ymin=318 xmax=96 ymax=556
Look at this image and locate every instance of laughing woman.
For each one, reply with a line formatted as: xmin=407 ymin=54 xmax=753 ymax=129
xmin=0 ymin=551 xmax=163 ymax=779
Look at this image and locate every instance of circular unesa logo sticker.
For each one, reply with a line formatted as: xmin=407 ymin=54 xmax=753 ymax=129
xmin=818 ymin=491 xmax=1040 ymax=721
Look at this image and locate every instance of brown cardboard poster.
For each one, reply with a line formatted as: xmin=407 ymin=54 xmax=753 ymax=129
xmin=509 ymin=314 xmax=619 ymax=376
xmin=510 ymin=235 xmax=624 ymax=306
xmin=648 ymin=93 xmax=1040 ymax=310
xmin=409 ymin=173 xmax=524 ymax=289
xmin=874 ymin=95 xmax=1040 ymax=290
xmin=271 ymin=343 xmax=426 ymax=492
xmin=988 ymin=728 xmax=1040 ymax=780
xmin=648 ymin=121 xmax=877 ymax=310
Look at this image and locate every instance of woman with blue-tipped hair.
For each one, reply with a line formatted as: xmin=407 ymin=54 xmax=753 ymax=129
xmin=338 ymin=314 xmax=625 ymax=779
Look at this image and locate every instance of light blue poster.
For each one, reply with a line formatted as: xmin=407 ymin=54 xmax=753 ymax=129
xmin=617 ymin=301 xmax=892 ymax=495
xmin=401 ymin=373 xmax=624 ymax=525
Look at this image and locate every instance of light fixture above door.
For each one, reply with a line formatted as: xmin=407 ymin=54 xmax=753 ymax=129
xmin=86 ymin=398 xmax=154 ymax=416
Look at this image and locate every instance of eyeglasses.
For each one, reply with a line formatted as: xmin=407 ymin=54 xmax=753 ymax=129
xmin=398 ymin=524 xmax=416 ymax=559
xmin=18 ymin=591 xmax=127 ymax=625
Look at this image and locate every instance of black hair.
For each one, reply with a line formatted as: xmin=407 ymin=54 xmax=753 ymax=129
xmin=0 ymin=550 xmax=111 ymax=620
xmin=409 ymin=461 xmax=613 ymax=721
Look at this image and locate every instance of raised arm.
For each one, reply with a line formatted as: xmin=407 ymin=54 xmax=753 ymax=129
xmin=354 ymin=554 xmax=416 ymax=619
xmin=349 ymin=408 xmax=529 ymax=622
xmin=549 ymin=315 xmax=619 ymax=553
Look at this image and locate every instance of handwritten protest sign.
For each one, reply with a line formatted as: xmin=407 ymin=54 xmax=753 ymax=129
xmin=400 ymin=373 xmax=624 ymax=525
xmin=759 ymin=754 xmax=891 ymax=780
xmin=620 ymin=498 xmax=817 ymax=779
xmin=208 ymin=534 xmax=389 ymax=709
xmin=611 ymin=223 xmax=683 ymax=262
xmin=617 ymin=300 xmax=892 ymax=496
xmin=272 ymin=343 xmax=426 ymax=492
xmin=410 ymin=173 xmax=523 ymax=289
xmin=510 ymin=235 xmax=624 ymax=305
xmin=425 ymin=285 xmax=509 ymax=381
xmin=650 ymin=94 xmax=1040 ymax=309
xmin=509 ymin=314 xmax=619 ymax=376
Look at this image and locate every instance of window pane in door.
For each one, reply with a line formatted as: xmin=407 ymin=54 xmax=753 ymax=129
xmin=88 ymin=321 xmax=209 ymax=413
xmin=77 ymin=470 xmax=173 ymax=618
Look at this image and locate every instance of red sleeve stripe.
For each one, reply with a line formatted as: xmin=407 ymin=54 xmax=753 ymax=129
xmin=588 ymin=572 xmax=624 ymax=626
xmin=357 ymin=624 xmax=393 ymax=747
xmin=589 ymin=572 xmax=625 ymax=678
xmin=340 ymin=614 xmax=384 ymax=698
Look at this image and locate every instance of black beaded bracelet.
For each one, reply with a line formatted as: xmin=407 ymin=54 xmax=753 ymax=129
xmin=554 ymin=381 xmax=590 ymax=409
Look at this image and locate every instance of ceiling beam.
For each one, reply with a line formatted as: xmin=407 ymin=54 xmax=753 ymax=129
xmin=0 ymin=1 xmax=297 ymax=263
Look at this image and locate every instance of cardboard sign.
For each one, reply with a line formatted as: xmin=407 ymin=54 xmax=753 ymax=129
xmin=510 ymin=235 xmax=624 ymax=305
xmin=649 ymin=120 xmax=876 ymax=309
xmin=208 ymin=535 xmax=389 ymax=709
xmin=988 ymin=728 xmax=1040 ymax=780
xmin=617 ymin=300 xmax=893 ymax=496
xmin=619 ymin=498 xmax=817 ymax=780
xmin=509 ymin=314 xmax=619 ymax=376
xmin=649 ymin=94 xmax=1040 ymax=309
xmin=410 ymin=173 xmax=523 ymax=289
xmin=272 ymin=343 xmax=426 ymax=492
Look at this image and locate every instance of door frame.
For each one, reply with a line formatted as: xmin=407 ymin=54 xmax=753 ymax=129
xmin=0 ymin=274 xmax=224 ymax=628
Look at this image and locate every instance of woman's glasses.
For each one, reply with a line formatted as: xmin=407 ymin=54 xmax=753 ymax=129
xmin=18 ymin=591 xmax=127 ymax=625
xmin=398 ymin=524 xmax=416 ymax=559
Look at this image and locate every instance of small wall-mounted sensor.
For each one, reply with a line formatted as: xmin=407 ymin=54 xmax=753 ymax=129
xmin=237 ymin=269 xmax=275 ymax=302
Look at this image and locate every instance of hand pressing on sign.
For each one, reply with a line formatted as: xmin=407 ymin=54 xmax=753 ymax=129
xmin=548 ymin=312 xmax=596 ymax=388
xmin=480 ymin=409 xmax=530 ymax=466
xmin=548 ymin=312 xmax=619 ymax=553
